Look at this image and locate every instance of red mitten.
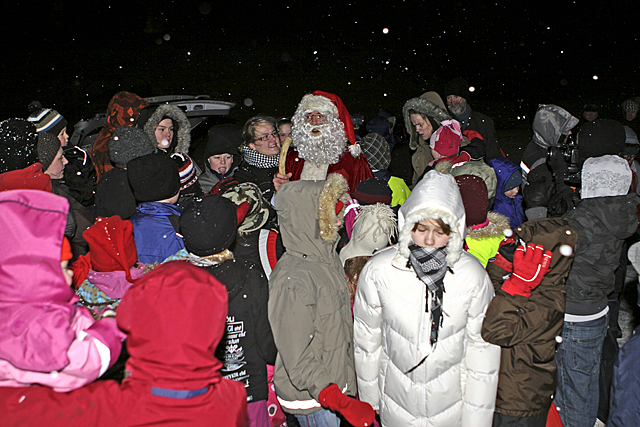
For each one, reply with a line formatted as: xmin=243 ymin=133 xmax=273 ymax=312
xmin=501 ymin=243 xmax=552 ymax=297
xmin=318 ymin=384 xmax=375 ymax=427
xmin=491 ymin=237 xmax=517 ymax=273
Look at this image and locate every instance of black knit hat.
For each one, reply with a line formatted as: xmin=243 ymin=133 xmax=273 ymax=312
xmin=360 ymin=132 xmax=391 ymax=171
xmin=37 ymin=132 xmax=62 ymax=171
xmin=27 ymin=101 xmax=67 ymax=136
xmin=180 ymin=194 xmax=237 ymax=256
xmin=127 ymin=153 xmax=181 ymax=202
xmin=578 ymin=119 xmax=626 ymax=161
xmin=0 ymin=118 xmax=39 ymax=174
xmin=444 ymin=77 xmax=470 ymax=99
xmin=109 ymin=126 xmax=156 ymax=169
xmin=353 ymin=177 xmax=392 ymax=205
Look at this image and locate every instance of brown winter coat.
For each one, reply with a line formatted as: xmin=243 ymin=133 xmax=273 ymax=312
xmin=481 ymin=218 xmax=577 ymax=418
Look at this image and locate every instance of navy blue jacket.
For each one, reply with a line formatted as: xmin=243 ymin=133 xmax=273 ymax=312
xmin=130 ymin=202 xmax=185 ymax=264
xmin=489 ymin=156 xmax=526 ymax=229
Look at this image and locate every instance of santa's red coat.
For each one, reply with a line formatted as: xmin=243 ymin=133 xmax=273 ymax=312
xmin=285 ymin=149 xmax=373 ymax=196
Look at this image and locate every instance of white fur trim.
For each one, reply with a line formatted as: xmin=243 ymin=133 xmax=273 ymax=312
xmin=398 ymin=206 xmax=463 ymax=266
xmin=298 ymin=94 xmax=338 ymax=118
xmin=349 ymin=143 xmax=362 ymax=157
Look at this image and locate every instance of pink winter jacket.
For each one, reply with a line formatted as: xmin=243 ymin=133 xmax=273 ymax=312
xmin=0 ymin=190 xmax=125 ymax=392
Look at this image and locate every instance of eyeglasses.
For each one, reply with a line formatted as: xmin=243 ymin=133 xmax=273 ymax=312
xmin=254 ymin=131 xmax=279 ymax=143
xmin=305 ymin=113 xmax=325 ymax=121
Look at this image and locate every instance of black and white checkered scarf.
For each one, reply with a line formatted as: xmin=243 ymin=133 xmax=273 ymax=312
xmin=242 ymin=145 xmax=279 ymax=169
xmin=408 ymin=243 xmax=448 ymax=349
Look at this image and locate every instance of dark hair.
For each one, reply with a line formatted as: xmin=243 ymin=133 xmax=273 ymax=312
xmin=412 ymin=218 xmax=451 ymax=235
xmin=277 ymin=117 xmax=292 ymax=128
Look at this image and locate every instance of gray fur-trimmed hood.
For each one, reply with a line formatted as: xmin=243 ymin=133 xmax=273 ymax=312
xmin=397 ymin=169 xmax=466 ymax=266
xmin=402 ymin=91 xmax=451 ymax=150
xmin=142 ymin=103 xmax=192 ymax=155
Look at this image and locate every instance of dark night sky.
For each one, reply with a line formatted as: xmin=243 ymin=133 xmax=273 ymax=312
xmin=3 ymin=1 xmax=639 ymax=130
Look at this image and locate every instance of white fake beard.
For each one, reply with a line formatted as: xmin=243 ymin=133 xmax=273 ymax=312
xmin=295 ymin=121 xmax=346 ymax=166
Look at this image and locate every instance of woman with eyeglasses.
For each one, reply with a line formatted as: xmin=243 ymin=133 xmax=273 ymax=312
xmin=234 ymin=115 xmax=283 ymax=204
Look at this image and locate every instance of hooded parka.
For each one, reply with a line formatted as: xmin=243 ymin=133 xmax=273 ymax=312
xmin=402 ymin=92 xmax=452 ymax=186
xmin=481 ymin=218 xmax=577 ymax=418
xmin=268 ymin=173 xmax=354 ymax=415
xmin=520 ymin=105 xmax=578 ymax=220
xmin=140 ymin=103 xmax=192 ymax=156
xmin=353 ymin=170 xmax=500 ymax=427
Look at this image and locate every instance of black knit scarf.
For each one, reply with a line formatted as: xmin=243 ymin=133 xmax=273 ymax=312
xmin=408 ymin=243 xmax=448 ymax=349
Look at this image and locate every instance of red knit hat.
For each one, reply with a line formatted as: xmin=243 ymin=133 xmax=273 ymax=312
xmin=83 ymin=216 xmax=138 ymax=282
xmin=430 ymin=119 xmax=463 ymax=157
xmin=455 ymin=174 xmax=489 ymax=228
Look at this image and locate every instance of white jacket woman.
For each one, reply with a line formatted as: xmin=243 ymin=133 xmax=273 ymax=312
xmin=353 ymin=170 xmax=500 ymax=427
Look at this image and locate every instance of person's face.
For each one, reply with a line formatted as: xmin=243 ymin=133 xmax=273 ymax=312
xmin=411 ymin=219 xmax=450 ymax=249
xmin=155 ymin=118 xmax=174 ymax=149
xmin=411 ymin=113 xmax=433 ymax=141
xmin=208 ymin=153 xmax=233 ymax=174
xmin=57 ymin=127 xmax=69 ymax=147
xmin=248 ymin=123 xmax=281 ymax=157
xmin=447 ymin=95 xmax=467 ymax=115
xmin=278 ymin=123 xmax=292 ymax=141
xmin=626 ymin=111 xmax=638 ymax=122
xmin=305 ymin=110 xmax=326 ymax=126
xmin=61 ymin=260 xmax=73 ymax=286
xmin=583 ymin=111 xmax=598 ymax=122
xmin=45 ymin=147 xmax=68 ymax=179
xmin=505 ymin=186 xmax=519 ymax=198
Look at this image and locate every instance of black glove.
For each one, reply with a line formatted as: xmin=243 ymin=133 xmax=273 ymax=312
xmin=548 ymin=147 xmax=569 ymax=181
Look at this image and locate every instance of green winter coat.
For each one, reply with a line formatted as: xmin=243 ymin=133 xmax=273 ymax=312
xmin=268 ymin=175 xmax=355 ymax=415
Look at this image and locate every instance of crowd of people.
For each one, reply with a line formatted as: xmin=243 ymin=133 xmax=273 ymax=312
xmin=0 ymin=80 xmax=639 ymax=427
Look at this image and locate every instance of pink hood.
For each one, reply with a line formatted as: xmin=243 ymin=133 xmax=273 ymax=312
xmin=0 ymin=190 xmax=77 ymax=372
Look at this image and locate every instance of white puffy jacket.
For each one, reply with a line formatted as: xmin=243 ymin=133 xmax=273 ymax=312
xmin=353 ymin=170 xmax=500 ymax=427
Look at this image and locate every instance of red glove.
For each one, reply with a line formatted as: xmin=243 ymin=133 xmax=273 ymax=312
xmin=318 ymin=383 xmax=375 ymax=427
xmin=501 ymin=243 xmax=552 ymax=297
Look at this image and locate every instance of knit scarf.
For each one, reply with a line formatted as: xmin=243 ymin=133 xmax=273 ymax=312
xmin=243 ymin=146 xmax=279 ymax=169
xmin=408 ymin=243 xmax=448 ymax=349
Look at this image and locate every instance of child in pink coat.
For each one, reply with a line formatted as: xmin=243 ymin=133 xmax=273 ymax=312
xmin=0 ymin=189 xmax=124 ymax=391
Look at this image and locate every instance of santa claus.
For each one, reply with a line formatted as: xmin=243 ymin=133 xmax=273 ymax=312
xmin=274 ymin=91 xmax=373 ymax=195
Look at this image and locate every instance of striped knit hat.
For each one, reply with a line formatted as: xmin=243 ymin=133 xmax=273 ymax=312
xmin=171 ymin=152 xmax=198 ymax=190
xmin=27 ymin=101 xmax=67 ymax=136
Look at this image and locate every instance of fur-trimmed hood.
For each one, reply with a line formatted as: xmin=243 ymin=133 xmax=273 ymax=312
xmin=140 ymin=103 xmax=192 ymax=155
xmin=466 ymin=211 xmax=510 ymax=240
xmin=275 ymin=173 xmax=350 ymax=262
xmin=397 ymin=169 xmax=466 ymax=266
xmin=402 ymin=92 xmax=451 ymax=150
